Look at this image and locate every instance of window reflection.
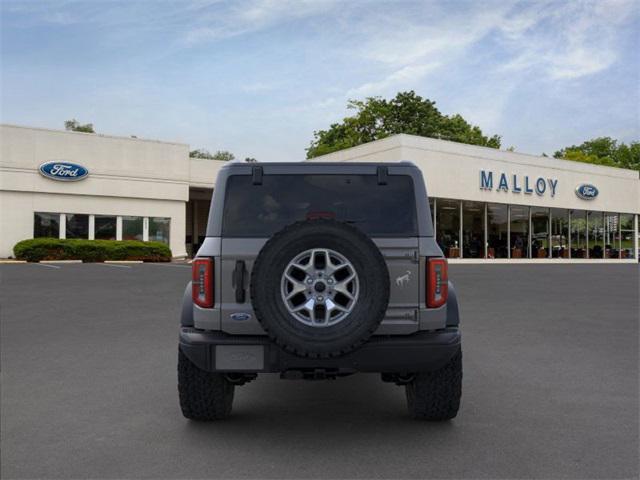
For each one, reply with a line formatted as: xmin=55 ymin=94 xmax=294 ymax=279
xmin=531 ymin=207 xmax=550 ymax=259
xmin=436 ymin=199 xmax=460 ymax=258
xmin=551 ymin=209 xmax=570 ymax=258
xmin=588 ymin=211 xmax=604 ymax=258
xmin=428 ymin=198 xmax=435 ymax=227
xmin=95 ymin=216 xmax=117 ymax=240
xmin=34 ymin=212 xmax=59 ymax=238
xmin=510 ymin=206 xmax=529 ymax=259
xmin=462 ymin=201 xmax=484 ymax=258
xmin=620 ymin=214 xmax=635 ymax=259
xmin=570 ymin=210 xmax=587 ymax=258
xmin=487 ymin=203 xmax=508 ymax=259
xmin=149 ymin=217 xmax=170 ymax=244
xmin=603 ymin=213 xmax=619 ymax=259
xmin=122 ymin=216 xmax=143 ymax=241
xmin=66 ymin=214 xmax=89 ymax=239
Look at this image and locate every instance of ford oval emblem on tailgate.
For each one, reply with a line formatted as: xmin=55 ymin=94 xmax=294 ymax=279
xmin=230 ymin=312 xmax=252 ymax=321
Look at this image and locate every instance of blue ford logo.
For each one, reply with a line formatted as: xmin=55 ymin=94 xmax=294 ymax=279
xmin=575 ymin=184 xmax=598 ymax=200
xmin=230 ymin=312 xmax=251 ymax=321
xmin=39 ymin=161 xmax=89 ymax=182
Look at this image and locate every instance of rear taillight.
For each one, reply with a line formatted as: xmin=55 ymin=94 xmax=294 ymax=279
xmin=192 ymin=258 xmax=214 ymax=308
xmin=427 ymin=258 xmax=448 ymax=308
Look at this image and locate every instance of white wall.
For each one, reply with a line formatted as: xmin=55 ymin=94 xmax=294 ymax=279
xmin=313 ymin=134 xmax=640 ymax=215
xmin=0 ymin=191 xmax=186 ymax=258
xmin=189 ymin=157 xmax=226 ymax=189
xmin=0 ymin=124 xmax=191 ymax=257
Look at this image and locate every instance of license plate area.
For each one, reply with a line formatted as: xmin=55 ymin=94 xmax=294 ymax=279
xmin=215 ymin=345 xmax=264 ymax=371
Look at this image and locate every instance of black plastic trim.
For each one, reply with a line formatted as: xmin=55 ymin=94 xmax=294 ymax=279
xmin=252 ymin=166 xmax=263 ymax=185
xmin=179 ymin=327 xmax=461 ymax=374
xmin=180 ymin=282 xmax=194 ymax=327
xmin=232 ymin=260 xmax=246 ymax=303
xmin=377 ymin=166 xmax=388 ymax=185
xmin=446 ymin=281 xmax=460 ymax=327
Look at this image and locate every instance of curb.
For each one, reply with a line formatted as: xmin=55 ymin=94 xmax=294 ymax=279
xmin=0 ymin=260 xmax=27 ymax=264
xmin=103 ymin=260 xmax=144 ymax=264
xmin=40 ymin=260 xmax=83 ymax=264
xmin=447 ymin=259 xmax=638 ymax=264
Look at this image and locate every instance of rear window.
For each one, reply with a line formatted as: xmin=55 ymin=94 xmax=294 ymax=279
xmin=222 ymin=174 xmax=417 ymax=237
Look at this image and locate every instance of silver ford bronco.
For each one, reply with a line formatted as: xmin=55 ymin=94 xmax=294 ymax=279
xmin=178 ymin=162 xmax=462 ymax=421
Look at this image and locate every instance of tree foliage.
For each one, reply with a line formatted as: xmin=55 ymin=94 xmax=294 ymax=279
xmin=64 ymin=119 xmax=95 ymax=133
xmin=554 ymin=137 xmax=640 ymax=171
xmin=189 ymin=149 xmax=236 ymax=161
xmin=306 ymin=91 xmax=501 ymax=158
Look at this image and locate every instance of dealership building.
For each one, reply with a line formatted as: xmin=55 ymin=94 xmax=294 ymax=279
xmin=1 ymin=124 xmax=638 ymax=262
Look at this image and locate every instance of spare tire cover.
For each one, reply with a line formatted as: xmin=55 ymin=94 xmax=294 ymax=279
xmin=251 ymin=219 xmax=390 ymax=358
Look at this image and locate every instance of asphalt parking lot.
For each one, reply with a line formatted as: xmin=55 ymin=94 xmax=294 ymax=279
xmin=1 ymin=263 xmax=638 ymax=479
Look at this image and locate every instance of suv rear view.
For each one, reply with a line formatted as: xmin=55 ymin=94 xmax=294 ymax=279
xmin=179 ymin=162 xmax=462 ymax=421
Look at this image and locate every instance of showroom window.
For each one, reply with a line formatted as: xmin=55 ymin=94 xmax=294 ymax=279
xmin=603 ymin=213 xmax=619 ymax=259
xmin=571 ymin=210 xmax=587 ymax=258
xmin=462 ymin=201 xmax=484 ymax=258
xmin=122 ymin=216 xmax=143 ymax=241
xmin=428 ymin=197 xmax=435 ymax=227
xmin=531 ymin=207 xmax=550 ymax=259
xmin=428 ymin=201 xmax=636 ymax=262
xmin=510 ymin=205 xmax=529 ymax=259
xmin=588 ymin=211 xmax=604 ymax=258
xmin=620 ymin=214 xmax=635 ymax=259
xmin=487 ymin=203 xmax=508 ymax=259
xmin=436 ymin=199 xmax=460 ymax=258
xmin=65 ymin=214 xmax=89 ymax=239
xmin=34 ymin=212 xmax=60 ymax=238
xmin=95 ymin=215 xmax=117 ymax=240
xmin=551 ymin=209 xmax=570 ymax=258
xmin=149 ymin=217 xmax=170 ymax=244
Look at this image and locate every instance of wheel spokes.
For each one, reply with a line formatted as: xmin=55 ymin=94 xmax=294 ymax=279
xmin=281 ymin=248 xmax=358 ymax=327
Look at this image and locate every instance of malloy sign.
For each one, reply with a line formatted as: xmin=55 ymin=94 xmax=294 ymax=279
xmin=480 ymin=170 xmax=558 ymax=197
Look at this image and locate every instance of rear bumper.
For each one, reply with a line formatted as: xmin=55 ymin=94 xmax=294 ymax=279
xmin=179 ymin=327 xmax=461 ymax=374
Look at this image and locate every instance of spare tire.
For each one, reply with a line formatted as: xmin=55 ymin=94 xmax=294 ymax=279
xmin=251 ymin=219 xmax=389 ymax=358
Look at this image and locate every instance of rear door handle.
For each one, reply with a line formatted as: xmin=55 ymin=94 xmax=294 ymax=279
xmin=232 ymin=260 xmax=246 ymax=303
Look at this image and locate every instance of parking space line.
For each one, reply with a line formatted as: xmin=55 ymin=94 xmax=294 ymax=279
xmin=35 ymin=263 xmax=61 ymax=269
xmin=96 ymin=263 xmax=132 ymax=269
xmin=148 ymin=263 xmax=192 ymax=268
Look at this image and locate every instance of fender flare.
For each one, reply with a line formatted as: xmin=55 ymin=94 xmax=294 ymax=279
xmin=180 ymin=282 xmax=194 ymax=327
xmin=446 ymin=281 xmax=460 ymax=327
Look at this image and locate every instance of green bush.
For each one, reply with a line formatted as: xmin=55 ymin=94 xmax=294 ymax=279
xmin=13 ymin=238 xmax=172 ymax=262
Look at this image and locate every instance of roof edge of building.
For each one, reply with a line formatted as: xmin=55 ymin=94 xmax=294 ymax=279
xmin=0 ymin=123 xmax=190 ymax=148
xmin=306 ymin=135 xmax=403 ymax=161
xmin=312 ymin=133 xmax=638 ymax=180
xmin=394 ymin=133 xmax=639 ymax=179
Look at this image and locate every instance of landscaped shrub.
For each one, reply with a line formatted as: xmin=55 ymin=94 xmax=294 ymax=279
xmin=13 ymin=238 xmax=172 ymax=262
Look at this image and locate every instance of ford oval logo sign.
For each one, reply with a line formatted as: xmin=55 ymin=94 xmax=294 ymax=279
xmin=575 ymin=184 xmax=598 ymax=200
xmin=39 ymin=161 xmax=89 ymax=182
xmin=230 ymin=312 xmax=251 ymax=321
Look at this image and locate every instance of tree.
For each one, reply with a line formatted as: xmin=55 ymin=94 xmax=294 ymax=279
xmin=189 ymin=149 xmax=236 ymax=161
xmin=554 ymin=137 xmax=640 ymax=171
xmin=306 ymin=91 xmax=501 ymax=158
xmin=244 ymin=157 xmax=257 ymax=163
xmin=64 ymin=119 xmax=94 ymax=133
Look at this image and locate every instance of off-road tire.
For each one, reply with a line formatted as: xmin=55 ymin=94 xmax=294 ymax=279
xmin=406 ymin=348 xmax=462 ymax=421
xmin=251 ymin=219 xmax=390 ymax=358
xmin=178 ymin=349 xmax=235 ymax=420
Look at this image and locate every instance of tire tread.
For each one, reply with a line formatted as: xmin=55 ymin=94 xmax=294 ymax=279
xmin=406 ymin=348 xmax=462 ymax=421
xmin=178 ymin=349 xmax=234 ymax=421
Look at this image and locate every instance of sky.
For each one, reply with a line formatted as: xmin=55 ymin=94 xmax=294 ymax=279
xmin=1 ymin=0 xmax=639 ymax=162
